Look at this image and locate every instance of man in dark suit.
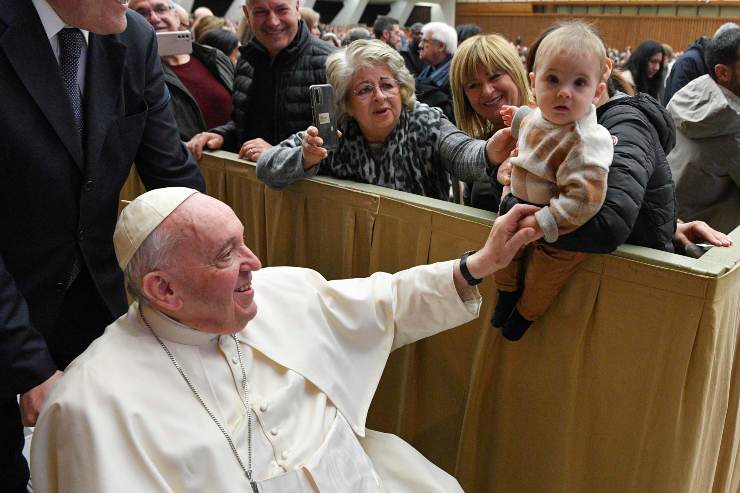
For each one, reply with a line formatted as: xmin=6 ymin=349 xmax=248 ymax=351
xmin=0 ymin=0 xmax=205 ymax=490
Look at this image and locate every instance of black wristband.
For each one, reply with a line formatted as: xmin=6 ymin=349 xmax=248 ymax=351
xmin=459 ymin=250 xmax=482 ymax=286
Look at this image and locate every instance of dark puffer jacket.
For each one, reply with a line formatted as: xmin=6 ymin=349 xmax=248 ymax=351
xmin=662 ymin=37 xmax=710 ymax=106
xmin=164 ymin=42 xmax=234 ymax=141
xmin=553 ymin=93 xmax=677 ymax=253
xmin=212 ymin=21 xmax=334 ymax=150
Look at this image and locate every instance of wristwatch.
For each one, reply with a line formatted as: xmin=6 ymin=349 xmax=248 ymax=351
xmin=459 ymin=250 xmax=482 ymax=286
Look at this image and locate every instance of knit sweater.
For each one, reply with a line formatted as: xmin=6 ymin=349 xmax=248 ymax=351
xmin=509 ymin=105 xmax=614 ymax=242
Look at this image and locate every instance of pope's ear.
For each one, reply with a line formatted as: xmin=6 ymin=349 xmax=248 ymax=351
xmin=529 ymin=71 xmax=536 ymax=91
xmin=141 ymin=271 xmax=181 ymax=311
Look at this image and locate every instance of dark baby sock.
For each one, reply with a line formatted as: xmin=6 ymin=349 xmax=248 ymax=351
xmin=491 ymin=290 xmax=521 ymax=328
xmin=501 ymin=309 xmax=533 ymax=341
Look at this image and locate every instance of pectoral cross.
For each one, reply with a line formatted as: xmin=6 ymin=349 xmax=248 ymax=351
xmin=250 ymin=480 xmax=260 ymax=492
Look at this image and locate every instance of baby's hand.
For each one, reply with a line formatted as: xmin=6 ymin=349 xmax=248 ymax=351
xmin=518 ymin=215 xmax=544 ymax=240
xmin=497 ymin=159 xmax=512 ymax=186
xmin=500 ymin=105 xmax=518 ymax=127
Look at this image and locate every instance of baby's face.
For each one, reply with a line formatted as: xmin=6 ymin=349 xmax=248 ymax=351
xmin=531 ymin=53 xmax=604 ymax=126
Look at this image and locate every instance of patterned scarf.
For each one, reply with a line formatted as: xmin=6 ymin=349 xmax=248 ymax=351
xmin=319 ymin=103 xmax=450 ymax=200
xmin=416 ymin=54 xmax=452 ymax=89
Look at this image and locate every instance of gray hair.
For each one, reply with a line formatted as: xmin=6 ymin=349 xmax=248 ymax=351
xmin=715 ymin=22 xmax=739 ymax=39
xmin=422 ymin=22 xmax=458 ymax=55
xmin=326 ymin=39 xmax=416 ymax=123
xmin=124 ymin=224 xmax=180 ymax=301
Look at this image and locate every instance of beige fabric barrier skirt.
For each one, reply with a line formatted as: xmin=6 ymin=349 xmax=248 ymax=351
xmin=121 ymin=154 xmax=740 ymax=493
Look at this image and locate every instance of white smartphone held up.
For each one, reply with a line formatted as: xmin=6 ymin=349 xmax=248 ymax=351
xmin=309 ymin=84 xmax=338 ymax=151
xmin=156 ymin=31 xmax=193 ymax=57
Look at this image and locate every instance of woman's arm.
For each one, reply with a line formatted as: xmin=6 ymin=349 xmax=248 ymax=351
xmin=256 ymin=132 xmax=320 ymax=189
xmin=437 ymin=119 xmax=493 ymax=182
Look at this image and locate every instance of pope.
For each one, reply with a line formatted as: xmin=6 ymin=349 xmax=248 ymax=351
xmin=31 ymin=188 xmax=537 ymax=492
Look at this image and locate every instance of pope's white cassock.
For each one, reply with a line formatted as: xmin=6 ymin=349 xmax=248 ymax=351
xmin=31 ymin=260 xmax=480 ymax=492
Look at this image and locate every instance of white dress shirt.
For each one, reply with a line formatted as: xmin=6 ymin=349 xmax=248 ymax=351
xmin=31 ymin=0 xmax=89 ymax=95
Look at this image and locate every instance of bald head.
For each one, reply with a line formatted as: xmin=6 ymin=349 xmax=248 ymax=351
xmin=192 ymin=6 xmax=214 ymax=22
xmin=159 ymin=193 xmax=238 ymax=258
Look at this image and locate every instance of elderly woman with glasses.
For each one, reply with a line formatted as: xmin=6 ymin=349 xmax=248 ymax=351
xmin=257 ymin=39 xmax=505 ymax=201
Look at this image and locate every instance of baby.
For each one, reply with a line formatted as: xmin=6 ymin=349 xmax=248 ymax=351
xmin=492 ymin=22 xmax=614 ymax=340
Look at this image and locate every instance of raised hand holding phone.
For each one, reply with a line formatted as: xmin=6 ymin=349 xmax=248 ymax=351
xmin=309 ymin=84 xmax=338 ymax=151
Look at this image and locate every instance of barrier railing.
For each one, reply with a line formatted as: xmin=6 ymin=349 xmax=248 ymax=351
xmin=121 ymin=152 xmax=739 ymax=493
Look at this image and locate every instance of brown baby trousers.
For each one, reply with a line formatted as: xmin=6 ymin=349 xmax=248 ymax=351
xmin=494 ymin=242 xmax=589 ymax=321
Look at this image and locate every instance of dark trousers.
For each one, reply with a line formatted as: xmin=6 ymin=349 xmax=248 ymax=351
xmin=0 ymin=266 xmax=113 ymax=492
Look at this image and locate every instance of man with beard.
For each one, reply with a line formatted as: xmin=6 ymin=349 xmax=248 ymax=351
xmin=667 ymin=27 xmax=740 ymax=234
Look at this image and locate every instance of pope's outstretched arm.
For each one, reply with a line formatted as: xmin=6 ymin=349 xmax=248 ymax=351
xmin=452 ymin=204 xmax=539 ymax=300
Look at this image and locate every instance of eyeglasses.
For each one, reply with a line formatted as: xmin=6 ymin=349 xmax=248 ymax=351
xmin=134 ymin=4 xmax=174 ymax=18
xmin=352 ymin=78 xmax=401 ymax=100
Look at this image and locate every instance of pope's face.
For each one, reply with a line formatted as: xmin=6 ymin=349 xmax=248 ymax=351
xmin=163 ymin=195 xmax=262 ymax=334
xmin=48 ymin=0 xmax=129 ymax=34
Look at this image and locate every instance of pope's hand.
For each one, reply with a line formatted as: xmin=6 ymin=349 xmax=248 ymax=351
xmin=473 ymin=204 xmax=540 ymax=275
xmin=453 ymin=204 xmax=539 ymax=297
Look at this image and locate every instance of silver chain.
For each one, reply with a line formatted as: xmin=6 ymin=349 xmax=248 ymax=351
xmin=139 ymin=305 xmax=258 ymax=491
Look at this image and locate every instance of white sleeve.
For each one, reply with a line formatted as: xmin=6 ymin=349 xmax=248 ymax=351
xmin=388 ymin=260 xmax=481 ymax=351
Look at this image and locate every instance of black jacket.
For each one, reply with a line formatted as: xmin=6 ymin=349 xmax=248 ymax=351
xmin=212 ymin=21 xmax=334 ymax=149
xmin=662 ymin=38 xmax=710 ymax=106
xmin=401 ymin=43 xmax=424 ymax=76
xmin=553 ymin=93 xmax=677 ymax=253
xmin=0 ymin=6 xmax=205 ymax=395
xmin=164 ymin=42 xmax=234 ymax=140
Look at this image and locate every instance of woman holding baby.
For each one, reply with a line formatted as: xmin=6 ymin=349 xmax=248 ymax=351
xmin=449 ymin=22 xmax=732 ymax=339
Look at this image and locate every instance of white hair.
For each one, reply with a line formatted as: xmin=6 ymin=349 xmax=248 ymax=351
xmin=422 ymin=22 xmax=458 ymax=55
xmin=714 ymin=22 xmax=739 ymax=39
xmin=326 ymin=39 xmax=416 ymax=123
xmin=124 ymin=225 xmax=180 ymax=301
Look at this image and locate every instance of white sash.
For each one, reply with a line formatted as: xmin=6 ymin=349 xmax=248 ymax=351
xmin=256 ymin=415 xmax=382 ymax=492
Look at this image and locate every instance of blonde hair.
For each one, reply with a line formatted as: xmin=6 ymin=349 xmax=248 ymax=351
xmin=450 ymin=34 xmax=532 ymax=138
xmin=193 ymin=15 xmax=226 ymax=43
xmin=326 ymin=39 xmax=416 ymax=123
xmin=300 ymin=7 xmax=320 ymax=30
xmin=534 ymin=21 xmax=607 ymax=79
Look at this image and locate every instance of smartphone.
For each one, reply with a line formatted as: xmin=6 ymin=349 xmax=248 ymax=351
xmin=309 ymin=84 xmax=338 ymax=151
xmin=684 ymin=242 xmax=713 ymax=259
xmin=156 ymin=31 xmax=193 ymax=57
